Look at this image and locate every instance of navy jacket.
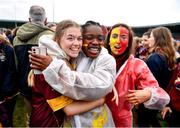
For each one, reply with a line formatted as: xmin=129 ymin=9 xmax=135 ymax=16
xmin=0 ymin=43 xmax=17 ymax=101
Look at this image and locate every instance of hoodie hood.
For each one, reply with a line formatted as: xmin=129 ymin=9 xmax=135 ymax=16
xmin=13 ymin=22 xmax=53 ymax=46
xmin=17 ymin=22 xmax=51 ymax=41
xmin=39 ymin=35 xmax=70 ymax=60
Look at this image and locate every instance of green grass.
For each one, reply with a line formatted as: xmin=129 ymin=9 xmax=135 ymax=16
xmin=13 ymin=95 xmax=27 ymax=127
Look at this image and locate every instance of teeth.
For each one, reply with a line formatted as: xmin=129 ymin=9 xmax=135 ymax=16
xmin=71 ymin=47 xmax=79 ymax=51
xmin=72 ymin=49 xmax=78 ymax=51
xmin=89 ymin=47 xmax=98 ymax=51
xmin=114 ymin=45 xmax=121 ymax=49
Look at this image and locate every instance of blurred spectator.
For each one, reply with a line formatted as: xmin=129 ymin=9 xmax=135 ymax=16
xmin=0 ymin=34 xmax=18 ymax=127
xmin=13 ymin=5 xmax=54 ymax=126
xmin=139 ymin=27 xmax=176 ymax=127
xmin=5 ymin=29 xmax=13 ymax=45
xmin=46 ymin=22 xmax=57 ymax=31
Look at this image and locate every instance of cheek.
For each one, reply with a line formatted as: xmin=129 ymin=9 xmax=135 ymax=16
xmin=82 ymin=40 xmax=88 ymax=47
xmin=110 ymin=37 xmax=117 ymax=44
xmin=149 ymin=39 xmax=154 ymax=47
xmin=121 ymin=39 xmax=128 ymax=48
xmin=109 ymin=36 xmax=119 ymax=46
xmin=82 ymin=41 xmax=89 ymax=52
xmin=79 ymin=41 xmax=83 ymax=47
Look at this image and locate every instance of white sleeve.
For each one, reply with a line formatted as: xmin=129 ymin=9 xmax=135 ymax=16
xmin=143 ymin=87 xmax=170 ymax=110
xmin=42 ymin=55 xmax=116 ymax=101
xmin=38 ymin=35 xmax=68 ymax=59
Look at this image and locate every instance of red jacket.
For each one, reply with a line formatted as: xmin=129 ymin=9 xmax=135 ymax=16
xmin=106 ymin=55 xmax=169 ymax=127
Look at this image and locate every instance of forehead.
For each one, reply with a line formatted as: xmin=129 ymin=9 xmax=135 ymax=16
xmin=142 ymin=35 xmax=148 ymax=39
xmin=111 ymin=26 xmax=129 ymax=34
xmin=64 ymin=27 xmax=81 ymax=36
xmin=84 ymin=25 xmax=103 ymax=35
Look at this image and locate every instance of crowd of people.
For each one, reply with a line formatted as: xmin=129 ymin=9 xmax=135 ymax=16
xmin=0 ymin=5 xmax=180 ymax=127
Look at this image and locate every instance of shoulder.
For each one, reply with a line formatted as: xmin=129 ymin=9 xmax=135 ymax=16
xmin=98 ymin=47 xmax=116 ymax=64
xmin=148 ymin=53 xmax=166 ymax=62
xmin=147 ymin=53 xmax=167 ymax=66
xmin=92 ymin=47 xmax=116 ymax=70
xmin=128 ymin=55 xmax=147 ymax=67
xmin=39 ymin=35 xmax=54 ymax=43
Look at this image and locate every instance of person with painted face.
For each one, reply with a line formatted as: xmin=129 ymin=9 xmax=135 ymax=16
xmin=29 ymin=21 xmax=116 ymax=127
xmin=105 ymin=23 xmax=170 ymax=127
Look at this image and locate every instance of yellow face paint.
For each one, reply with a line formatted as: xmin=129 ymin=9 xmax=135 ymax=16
xmin=109 ymin=27 xmax=120 ymax=54
xmin=82 ymin=43 xmax=88 ymax=47
xmin=110 ymin=27 xmax=120 ymax=45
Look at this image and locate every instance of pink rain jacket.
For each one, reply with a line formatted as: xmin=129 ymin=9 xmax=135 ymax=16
xmin=106 ymin=55 xmax=170 ymax=127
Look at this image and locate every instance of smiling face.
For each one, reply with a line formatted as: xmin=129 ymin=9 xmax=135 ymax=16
xmin=59 ymin=27 xmax=82 ymax=58
xmin=109 ymin=26 xmax=129 ymax=56
xmin=82 ymin=25 xmax=104 ymax=58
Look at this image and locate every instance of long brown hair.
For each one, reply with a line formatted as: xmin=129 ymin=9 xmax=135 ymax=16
xmin=151 ymin=27 xmax=176 ymax=70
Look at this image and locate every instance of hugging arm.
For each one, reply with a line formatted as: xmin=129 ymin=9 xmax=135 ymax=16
xmin=63 ymin=98 xmax=105 ymax=116
xmin=42 ymin=53 xmax=116 ymax=100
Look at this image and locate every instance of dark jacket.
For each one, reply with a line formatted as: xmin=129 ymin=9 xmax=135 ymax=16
xmin=13 ymin=22 xmax=54 ymax=99
xmin=0 ymin=43 xmax=17 ymax=101
xmin=146 ymin=53 xmax=172 ymax=90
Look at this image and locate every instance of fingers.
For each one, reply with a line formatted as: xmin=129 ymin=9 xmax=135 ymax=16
xmin=125 ymin=90 xmax=140 ymax=105
xmin=111 ymin=95 xmax=119 ymax=106
xmin=127 ymin=98 xmax=139 ymax=105
xmin=161 ymin=110 xmax=166 ymax=119
xmin=125 ymin=91 xmax=136 ymax=100
xmin=116 ymin=99 xmax=119 ymax=106
xmin=29 ymin=53 xmax=43 ymax=63
xmin=111 ymin=95 xmax=115 ymax=101
xmin=29 ymin=50 xmax=45 ymax=70
xmin=128 ymin=90 xmax=135 ymax=93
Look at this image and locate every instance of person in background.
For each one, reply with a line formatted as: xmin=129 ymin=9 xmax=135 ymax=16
xmin=46 ymin=22 xmax=57 ymax=31
xmin=0 ymin=34 xmax=18 ymax=127
xmin=136 ymin=29 xmax=160 ymax=127
xmin=172 ymin=39 xmax=180 ymax=58
xmin=101 ymin=25 xmax=108 ymax=38
xmin=5 ymin=29 xmax=13 ymax=45
xmin=131 ymin=36 xmax=142 ymax=57
xmin=161 ymin=57 xmax=180 ymax=127
xmin=143 ymin=27 xmax=177 ymax=127
xmin=13 ymin=5 xmax=54 ymax=126
xmin=29 ymin=20 xmax=116 ymax=127
xmin=141 ymin=29 xmax=152 ymax=52
xmin=105 ymin=23 xmax=170 ymax=127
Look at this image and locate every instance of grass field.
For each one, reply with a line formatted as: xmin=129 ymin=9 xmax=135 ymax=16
xmin=13 ymin=94 xmax=168 ymax=127
xmin=13 ymin=95 xmax=27 ymax=127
